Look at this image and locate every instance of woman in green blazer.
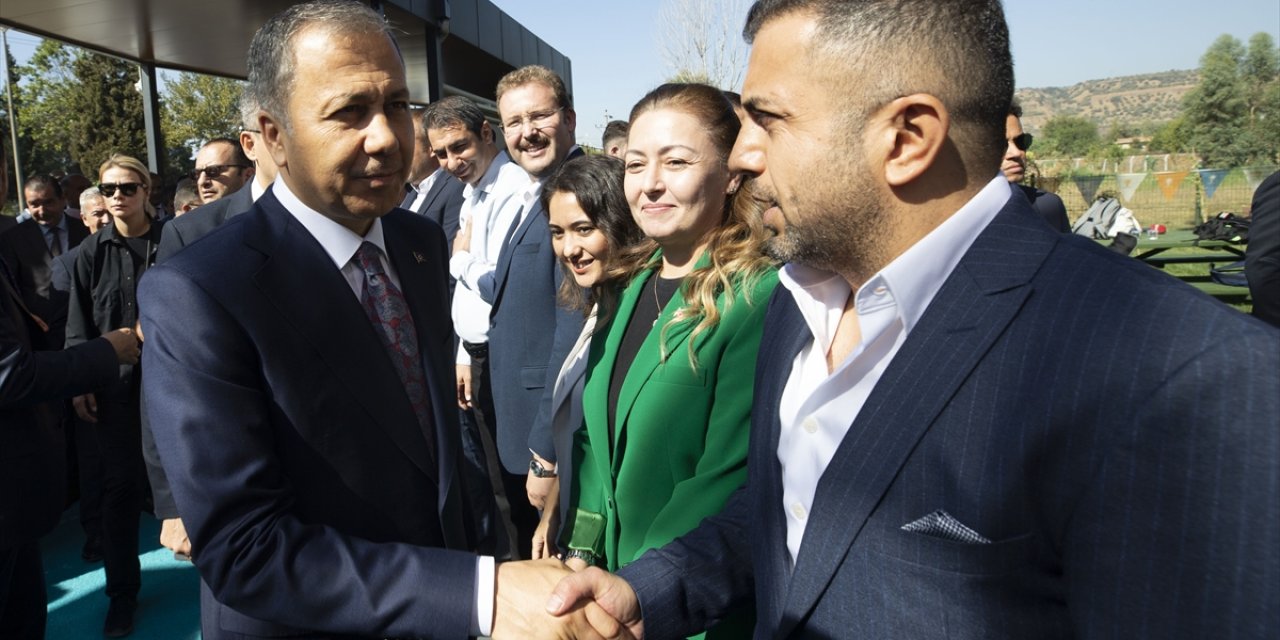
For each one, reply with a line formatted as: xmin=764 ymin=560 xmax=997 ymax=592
xmin=563 ymin=84 xmax=777 ymax=638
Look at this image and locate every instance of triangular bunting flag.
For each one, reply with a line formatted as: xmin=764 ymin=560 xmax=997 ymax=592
xmin=1198 ymin=169 xmax=1230 ymax=199
xmin=1156 ymin=171 xmax=1190 ymax=201
xmin=1117 ymin=173 xmax=1146 ymax=201
xmin=1243 ymin=168 xmax=1271 ymax=193
xmin=1074 ymin=175 xmax=1105 ymax=204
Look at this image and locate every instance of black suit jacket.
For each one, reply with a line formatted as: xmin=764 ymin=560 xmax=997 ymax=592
xmin=156 ymin=182 xmax=255 ymax=262
xmin=0 ymin=219 xmax=89 ymax=350
xmin=1017 ymin=183 xmax=1070 ymax=232
xmin=1 ymin=265 xmax=116 ymax=549
xmin=619 ymin=193 xmax=1280 ymax=639
xmin=407 ymin=171 xmax=465 ymax=246
xmin=139 ymin=193 xmax=477 ymax=639
xmin=1246 ymin=171 xmax=1280 ymax=327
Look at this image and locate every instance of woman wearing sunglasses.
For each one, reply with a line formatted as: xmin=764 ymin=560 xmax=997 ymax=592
xmin=64 ymin=153 xmax=164 ymax=637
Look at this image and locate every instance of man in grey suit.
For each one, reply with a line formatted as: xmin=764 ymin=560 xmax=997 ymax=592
xmin=549 ymin=1 xmax=1280 ymax=638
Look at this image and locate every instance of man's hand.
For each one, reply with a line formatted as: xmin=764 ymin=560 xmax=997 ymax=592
xmin=527 ymin=458 xmax=556 ymax=510
xmin=102 ymin=328 xmax=140 ymax=364
xmin=160 ymin=518 xmax=192 ymax=559
xmin=547 ymin=567 xmax=644 ymax=640
xmin=531 ymin=478 xmax=561 ymax=560
xmin=492 ymin=560 xmax=633 ymax=640
xmin=73 ymin=393 xmax=98 ymax=423
xmin=453 ymin=216 xmax=472 ymax=256
xmin=456 ymin=364 xmax=473 ymax=410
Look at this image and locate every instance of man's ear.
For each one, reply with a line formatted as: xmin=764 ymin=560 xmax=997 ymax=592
xmin=259 ymin=112 xmax=289 ymax=170
xmin=481 ymin=121 xmax=494 ymax=145
xmin=873 ymin=93 xmax=948 ymax=188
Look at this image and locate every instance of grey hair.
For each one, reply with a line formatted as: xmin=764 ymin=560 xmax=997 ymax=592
xmin=238 ymin=91 xmax=261 ymax=131
xmin=246 ymin=0 xmax=397 ymax=131
xmin=79 ymin=187 xmax=105 ymax=210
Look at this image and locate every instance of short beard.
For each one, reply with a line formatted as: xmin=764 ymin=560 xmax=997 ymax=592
xmin=764 ymin=170 xmax=885 ymax=280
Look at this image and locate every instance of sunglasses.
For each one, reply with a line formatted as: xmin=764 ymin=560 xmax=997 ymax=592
xmin=98 ymin=182 xmax=145 ymax=197
xmin=1009 ymin=133 xmax=1034 ymax=152
xmin=190 ymin=164 xmax=250 ymax=180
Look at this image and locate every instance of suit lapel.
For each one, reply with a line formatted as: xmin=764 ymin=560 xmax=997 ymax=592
xmin=67 ymin=221 xmax=89 ymax=249
xmin=247 ymin=196 xmax=437 ymax=481
xmin=775 ymin=202 xmax=1054 ymax=637
xmin=489 ymin=199 xmax=537 ymax=309
xmin=416 ymin=174 xmax=450 ymax=216
xmin=752 ymin=290 xmax=810 ymax=633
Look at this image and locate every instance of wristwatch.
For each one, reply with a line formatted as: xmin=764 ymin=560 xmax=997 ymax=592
xmin=564 ymin=548 xmax=601 ymax=567
xmin=529 ymin=458 xmax=557 ymax=478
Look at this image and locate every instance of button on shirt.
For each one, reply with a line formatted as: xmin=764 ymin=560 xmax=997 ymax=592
xmin=777 ymin=176 xmax=1012 ymax=565
xmin=448 ymin=152 xmax=528 ymax=364
xmin=272 ymin=177 xmax=497 ymax=637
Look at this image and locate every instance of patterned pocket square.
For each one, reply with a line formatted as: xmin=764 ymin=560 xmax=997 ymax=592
xmin=901 ymin=509 xmax=992 ymax=544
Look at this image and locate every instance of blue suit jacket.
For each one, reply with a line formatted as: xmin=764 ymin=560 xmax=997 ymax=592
xmin=408 ymin=172 xmax=465 ymax=246
xmin=620 ymin=194 xmax=1280 ymax=639
xmin=486 ymin=160 xmax=585 ymax=472
xmin=138 ymin=193 xmax=477 ymax=639
xmin=156 ymin=181 xmax=256 ymax=263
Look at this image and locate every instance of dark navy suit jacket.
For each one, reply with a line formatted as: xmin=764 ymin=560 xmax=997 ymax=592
xmin=486 ymin=173 xmax=585 ymax=472
xmin=619 ymin=194 xmax=1280 ymax=639
xmin=407 ymin=171 xmax=465 ymax=246
xmin=1246 ymin=171 xmax=1280 ymax=327
xmin=138 ymin=193 xmax=477 ymax=639
xmin=156 ymin=181 xmax=255 ymax=263
xmin=0 ymin=218 xmax=89 ymax=350
xmin=1 ymin=264 xmax=115 ymax=549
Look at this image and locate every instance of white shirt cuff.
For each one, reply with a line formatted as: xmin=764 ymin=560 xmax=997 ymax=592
xmin=473 ymin=555 xmax=495 ymax=637
xmin=457 ymin=344 xmax=472 ymax=367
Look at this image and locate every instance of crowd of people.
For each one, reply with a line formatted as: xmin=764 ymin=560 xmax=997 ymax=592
xmin=2 ymin=0 xmax=1278 ymax=639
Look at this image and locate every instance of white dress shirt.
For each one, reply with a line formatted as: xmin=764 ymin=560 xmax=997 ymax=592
xmin=406 ymin=167 xmax=444 ymax=213
xmin=273 ymin=177 xmax=496 ymax=636
xmin=776 ymin=176 xmax=1012 ymax=564
xmin=448 ymin=152 xmax=529 ymax=364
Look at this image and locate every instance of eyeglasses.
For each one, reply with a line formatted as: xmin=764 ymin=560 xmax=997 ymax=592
xmin=190 ymin=164 xmax=250 ymax=180
xmin=1009 ymin=133 xmax=1034 ymax=152
xmin=499 ymin=107 xmax=564 ymax=136
xmin=98 ymin=182 xmax=145 ymax=197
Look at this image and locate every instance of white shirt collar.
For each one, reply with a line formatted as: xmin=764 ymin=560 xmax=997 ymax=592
xmin=463 ymin=150 xmax=513 ymax=201
xmin=272 ymin=177 xmax=388 ymax=270
xmin=779 ymin=175 xmax=1011 ymax=341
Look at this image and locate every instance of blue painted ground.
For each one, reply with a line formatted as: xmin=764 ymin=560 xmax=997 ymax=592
xmin=43 ymin=510 xmax=201 ymax=639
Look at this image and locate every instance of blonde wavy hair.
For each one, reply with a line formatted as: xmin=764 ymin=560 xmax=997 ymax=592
xmin=611 ymin=84 xmax=775 ymax=367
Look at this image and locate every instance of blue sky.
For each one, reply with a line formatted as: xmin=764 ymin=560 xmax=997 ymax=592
xmin=494 ymin=0 xmax=1280 ymax=146
xmin=3 ymin=1 xmax=1277 ymax=148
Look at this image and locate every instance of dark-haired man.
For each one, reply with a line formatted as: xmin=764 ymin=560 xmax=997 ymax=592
xmin=1003 ymin=100 xmax=1068 ymax=232
xmin=551 ymin=1 xmax=1280 ymax=637
xmin=192 ymin=138 xmax=254 ymax=204
xmin=602 ymin=120 xmax=628 ymax=158
xmin=0 ymin=174 xmax=88 ymax=351
xmin=404 ymin=107 xmax=465 ymax=243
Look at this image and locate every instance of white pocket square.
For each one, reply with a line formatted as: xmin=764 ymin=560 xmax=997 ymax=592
xmin=901 ymin=509 xmax=992 ymax=544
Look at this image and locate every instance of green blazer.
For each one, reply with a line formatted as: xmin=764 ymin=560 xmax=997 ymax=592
xmin=567 ymin=254 xmax=778 ymax=574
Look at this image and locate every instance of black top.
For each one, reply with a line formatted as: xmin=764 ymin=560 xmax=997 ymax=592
xmin=65 ymin=220 xmax=164 ymax=396
xmin=607 ymin=273 xmax=684 ymax=444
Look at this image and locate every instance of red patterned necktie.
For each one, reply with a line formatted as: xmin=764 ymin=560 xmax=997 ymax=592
xmin=352 ymin=242 xmax=436 ymax=464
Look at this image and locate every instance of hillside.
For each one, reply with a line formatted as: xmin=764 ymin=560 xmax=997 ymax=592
xmin=1015 ymin=69 xmax=1198 ymax=134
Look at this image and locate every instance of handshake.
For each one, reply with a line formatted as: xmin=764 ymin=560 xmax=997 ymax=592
xmin=491 ymin=559 xmax=644 ymax=640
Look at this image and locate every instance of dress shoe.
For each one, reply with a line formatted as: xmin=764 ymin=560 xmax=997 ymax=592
xmin=103 ymin=595 xmax=137 ymax=638
xmin=81 ymin=534 xmax=103 ymax=562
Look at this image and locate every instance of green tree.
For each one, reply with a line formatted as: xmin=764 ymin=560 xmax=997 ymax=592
xmin=1038 ymin=115 xmax=1100 ymax=157
xmin=17 ymin=42 xmax=145 ymax=176
xmin=1148 ymin=115 xmax=1191 ymax=153
xmin=1182 ymin=33 xmax=1278 ymax=166
xmin=161 ymin=72 xmax=244 ymax=151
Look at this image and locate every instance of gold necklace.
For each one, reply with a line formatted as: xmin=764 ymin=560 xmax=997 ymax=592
xmin=651 ymin=275 xmax=663 ymax=328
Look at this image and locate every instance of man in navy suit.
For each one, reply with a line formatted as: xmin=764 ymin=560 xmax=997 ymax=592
xmin=550 ymin=1 xmax=1280 ymax=638
xmin=404 ymin=107 xmax=465 ymax=245
xmin=486 ymin=66 xmax=586 ymax=557
xmin=138 ymin=3 xmax=628 ymax=639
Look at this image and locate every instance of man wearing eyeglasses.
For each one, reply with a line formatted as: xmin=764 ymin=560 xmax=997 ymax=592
xmin=1003 ymin=100 xmax=1069 ymax=232
xmin=192 ymin=138 xmax=254 ymax=205
xmin=485 ymin=65 xmax=586 ymax=559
